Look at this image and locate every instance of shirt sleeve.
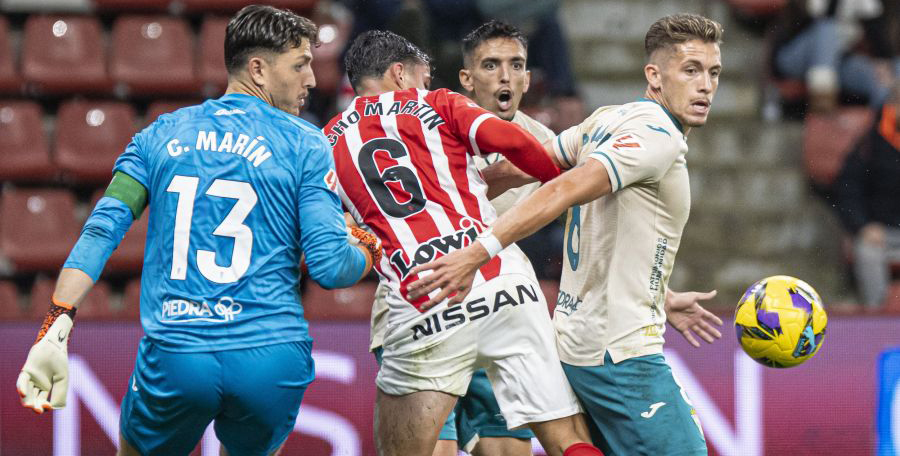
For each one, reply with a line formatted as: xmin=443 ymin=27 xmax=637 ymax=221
xmin=113 ymin=127 xmax=151 ymax=190
xmin=552 ymin=124 xmax=582 ymax=169
xmin=432 ymin=89 xmax=497 ymax=156
xmin=297 ymin=132 xmax=368 ymax=289
xmin=63 ymin=197 xmax=134 ymax=282
xmin=587 ymin=121 xmax=681 ymax=192
xmin=434 ymin=90 xmax=561 ymax=183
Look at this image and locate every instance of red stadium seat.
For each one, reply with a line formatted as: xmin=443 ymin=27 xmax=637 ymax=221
xmin=22 ymin=15 xmax=109 ymax=94
xmin=199 ymin=16 xmax=229 ymax=96
xmin=182 ymin=0 xmax=316 ymax=13
xmin=0 ymin=280 xmax=25 ymax=320
xmin=30 ymin=277 xmax=113 ymax=321
xmin=110 ymin=16 xmax=197 ymax=95
xmin=885 ymin=282 xmax=900 ymax=315
xmin=54 ymin=99 xmax=136 ymax=185
xmin=303 ymin=280 xmax=377 ymax=321
xmin=145 ymin=99 xmax=201 ymax=125
xmin=725 ymin=0 xmax=787 ymax=17
xmin=0 ymin=101 xmax=55 ymax=181
xmin=0 ymin=17 xmax=21 ymax=94
xmin=93 ymin=0 xmax=172 ymax=11
xmin=89 ymin=189 xmax=148 ymax=274
xmin=0 ymin=188 xmax=79 ymax=272
xmin=803 ymin=107 xmax=874 ymax=188
xmin=122 ymin=279 xmax=142 ymax=320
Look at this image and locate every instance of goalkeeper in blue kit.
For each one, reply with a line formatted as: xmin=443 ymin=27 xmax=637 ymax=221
xmin=15 ymin=5 xmax=379 ymax=455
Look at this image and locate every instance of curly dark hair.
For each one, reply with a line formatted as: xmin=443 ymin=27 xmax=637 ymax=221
xmin=225 ymin=4 xmax=319 ymax=74
xmin=344 ymin=30 xmax=431 ymax=92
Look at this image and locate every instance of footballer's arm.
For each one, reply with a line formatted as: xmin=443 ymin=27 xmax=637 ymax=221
xmin=18 ymin=171 xmax=145 ymax=413
xmin=57 ymin=171 xmax=147 ymax=308
xmin=407 ymin=159 xmax=612 ymax=307
xmin=481 ymin=159 xmax=537 ymax=200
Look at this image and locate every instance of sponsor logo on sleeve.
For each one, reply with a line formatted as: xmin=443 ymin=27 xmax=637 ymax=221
xmin=610 ymin=134 xmax=644 ymax=152
xmin=324 ymin=169 xmax=338 ymax=192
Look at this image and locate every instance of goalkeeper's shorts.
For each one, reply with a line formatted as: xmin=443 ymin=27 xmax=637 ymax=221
xmin=120 ymin=337 xmax=314 ymax=455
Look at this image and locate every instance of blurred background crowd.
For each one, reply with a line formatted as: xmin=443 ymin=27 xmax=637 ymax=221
xmin=0 ymin=0 xmax=899 ymax=321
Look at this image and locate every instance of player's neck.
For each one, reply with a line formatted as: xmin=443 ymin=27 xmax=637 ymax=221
xmin=358 ymin=79 xmax=404 ymax=98
xmin=225 ymin=79 xmax=275 ymax=107
xmin=643 ymin=87 xmax=691 ymax=136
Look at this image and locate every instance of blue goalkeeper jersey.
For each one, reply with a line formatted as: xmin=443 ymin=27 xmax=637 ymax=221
xmin=113 ymin=93 xmax=366 ymax=352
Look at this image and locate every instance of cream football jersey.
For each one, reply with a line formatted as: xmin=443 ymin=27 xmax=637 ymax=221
xmin=369 ymin=110 xmax=554 ymax=351
xmin=551 ymin=99 xmax=690 ymax=366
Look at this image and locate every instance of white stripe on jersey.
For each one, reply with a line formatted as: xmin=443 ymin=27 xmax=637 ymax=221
xmin=468 ymin=113 xmax=493 ymax=156
xmin=342 ymin=96 xmax=421 ymax=269
xmin=414 ymin=90 xmax=470 ymax=222
xmin=377 ymin=92 xmax=456 ymax=236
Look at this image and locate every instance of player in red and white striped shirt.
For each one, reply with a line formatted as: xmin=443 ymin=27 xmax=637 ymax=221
xmin=325 ymin=31 xmax=601 ymax=456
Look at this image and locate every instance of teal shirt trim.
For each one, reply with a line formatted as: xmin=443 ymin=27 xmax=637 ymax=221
xmin=637 ymin=97 xmax=684 ymax=134
xmin=591 ymin=151 xmax=622 ymax=191
xmin=556 ymin=134 xmax=574 ymax=167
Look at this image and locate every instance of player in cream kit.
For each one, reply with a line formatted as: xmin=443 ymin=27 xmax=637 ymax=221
xmin=408 ymin=13 xmax=725 ymax=455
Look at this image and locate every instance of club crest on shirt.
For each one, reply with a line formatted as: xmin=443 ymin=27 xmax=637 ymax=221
xmin=610 ymin=134 xmax=644 ymax=152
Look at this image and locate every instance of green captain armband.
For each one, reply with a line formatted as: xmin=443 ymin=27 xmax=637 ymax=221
xmin=104 ymin=171 xmax=148 ymax=219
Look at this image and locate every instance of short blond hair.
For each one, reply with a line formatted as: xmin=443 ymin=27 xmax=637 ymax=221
xmin=644 ymin=14 xmax=723 ymax=60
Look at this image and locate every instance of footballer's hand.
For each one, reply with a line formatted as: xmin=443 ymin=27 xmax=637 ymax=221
xmin=17 ymin=314 xmax=73 ymax=413
xmin=348 ymin=226 xmax=382 ymax=266
xmin=406 ymin=244 xmax=489 ymax=310
xmin=665 ymin=290 xmax=722 ymax=348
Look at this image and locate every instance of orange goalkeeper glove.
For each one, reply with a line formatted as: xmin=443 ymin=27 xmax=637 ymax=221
xmin=348 ymin=226 xmax=382 ymax=267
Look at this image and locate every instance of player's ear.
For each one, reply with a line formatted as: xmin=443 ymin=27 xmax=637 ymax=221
xmin=388 ymin=62 xmax=405 ymax=88
xmin=458 ymin=68 xmax=473 ymax=92
xmin=523 ymin=69 xmax=531 ymax=94
xmin=644 ymin=62 xmax=662 ymax=91
xmin=247 ymin=55 xmax=268 ymax=87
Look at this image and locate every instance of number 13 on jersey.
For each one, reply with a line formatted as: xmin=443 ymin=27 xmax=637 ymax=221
xmin=167 ymin=175 xmax=258 ymax=284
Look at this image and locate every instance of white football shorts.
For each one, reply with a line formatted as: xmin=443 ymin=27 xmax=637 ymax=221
xmin=376 ymin=272 xmax=582 ymax=429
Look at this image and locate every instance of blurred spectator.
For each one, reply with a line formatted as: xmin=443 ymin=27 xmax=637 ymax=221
xmin=771 ymin=0 xmax=899 ymax=111
xmin=834 ymin=84 xmax=900 ymax=309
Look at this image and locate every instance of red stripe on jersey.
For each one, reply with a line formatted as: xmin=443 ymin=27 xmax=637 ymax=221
xmin=424 ymin=91 xmax=485 ymax=222
xmin=479 ymin=256 xmax=503 ymax=281
xmin=394 ymin=100 xmax=460 ymax=224
xmin=327 ymin=89 xmax=505 ymax=311
xmin=329 ymin=99 xmax=409 ymax=273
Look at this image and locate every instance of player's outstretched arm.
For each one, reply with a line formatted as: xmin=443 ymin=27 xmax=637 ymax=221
xmin=665 ymin=289 xmax=723 ymax=348
xmin=17 ymin=269 xmax=92 ymax=413
xmin=475 ymin=117 xmax=561 ymax=183
xmin=18 ymin=172 xmax=144 ymax=413
xmin=407 ymin=159 xmax=612 ymax=308
xmin=481 ymin=160 xmax=538 ymax=199
xmin=299 ymin=136 xmax=374 ymax=288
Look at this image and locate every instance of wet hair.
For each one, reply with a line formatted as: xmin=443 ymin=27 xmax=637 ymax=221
xmin=461 ymin=20 xmax=528 ymax=66
xmin=344 ymin=30 xmax=431 ymax=92
xmin=644 ymin=13 xmax=723 ymax=60
xmin=225 ymin=4 xmax=319 ymax=75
